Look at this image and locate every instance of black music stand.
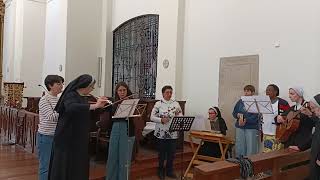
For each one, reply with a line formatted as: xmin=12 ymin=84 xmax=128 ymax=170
xmin=169 ymin=116 xmax=195 ymax=180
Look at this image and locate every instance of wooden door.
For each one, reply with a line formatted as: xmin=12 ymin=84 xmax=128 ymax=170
xmin=218 ymin=55 xmax=259 ymax=139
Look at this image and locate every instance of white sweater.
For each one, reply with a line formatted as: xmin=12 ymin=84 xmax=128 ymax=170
xmin=150 ymin=99 xmax=183 ymax=139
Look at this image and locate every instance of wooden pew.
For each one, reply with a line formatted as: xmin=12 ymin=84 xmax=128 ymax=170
xmin=194 ymin=149 xmax=311 ymax=180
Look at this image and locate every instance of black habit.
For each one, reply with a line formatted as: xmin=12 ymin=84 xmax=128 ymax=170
xmin=48 ymin=75 xmax=93 ymax=180
xmin=310 ymin=116 xmax=320 ymax=180
xmin=282 ymin=104 xmax=315 ymax=150
xmin=198 ymin=107 xmax=228 ymax=158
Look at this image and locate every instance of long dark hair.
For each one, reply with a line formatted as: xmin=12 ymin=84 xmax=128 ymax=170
xmin=114 ymin=82 xmax=133 ymax=101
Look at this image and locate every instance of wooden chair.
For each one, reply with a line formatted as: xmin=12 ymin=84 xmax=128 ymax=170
xmin=92 ymin=111 xmax=111 ymax=161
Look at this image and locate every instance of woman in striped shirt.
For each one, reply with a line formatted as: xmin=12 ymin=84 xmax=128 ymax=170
xmin=37 ymin=75 xmax=64 ymax=180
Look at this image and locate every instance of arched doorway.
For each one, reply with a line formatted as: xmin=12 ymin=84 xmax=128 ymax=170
xmin=112 ymin=14 xmax=159 ymax=99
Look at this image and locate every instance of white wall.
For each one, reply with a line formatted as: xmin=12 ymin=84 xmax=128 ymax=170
xmin=20 ymin=0 xmax=46 ymax=97
xmin=42 ymin=0 xmax=106 ymax=96
xmin=12 ymin=0 xmax=23 ymax=82
xmin=2 ymin=0 xmax=16 ymax=82
xmin=3 ymin=0 xmax=46 ymax=97
xmin=65 ymin=0 xmax=103 ymax=95
xmin=42 ymin=0 xmax=67 ymax=81
xmin=112 ymin=0 xmax=161 ymax=30
xmin=2 ymin=0 xmax=23 ymax=83
xmin=182 ymin=0 xmax=320 ymax=116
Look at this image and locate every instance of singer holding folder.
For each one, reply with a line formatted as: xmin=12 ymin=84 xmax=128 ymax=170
xmin=37 ymin=75 xmax=64 ymax=180
xmin=106 ymin=82 xmax=136 ymax=180
xmin=48 ymin=74 xmax=108 ymax=180
xmin=232 ymin=85 xmax=259 ymax=157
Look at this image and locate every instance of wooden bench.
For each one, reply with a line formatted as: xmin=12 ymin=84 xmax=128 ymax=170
xmin=194 ymin=149 xmax=311 ymax=179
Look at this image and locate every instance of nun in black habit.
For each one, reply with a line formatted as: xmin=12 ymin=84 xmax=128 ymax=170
xmin=198 ymin=107 xmax=228 ymax=158
xmin=301 ymin=94 xmax=320 ymax=180
xmin=48 ymin=74 xmax=107 ymax=180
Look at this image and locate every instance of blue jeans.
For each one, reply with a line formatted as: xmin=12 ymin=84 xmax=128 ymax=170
xmin=235 ymin=128 xmax=259 ymax=157
xmin=106 ymin=121 xmax=135 ymax=180
xmin=37 ymin=132 xmax=54 ymax=180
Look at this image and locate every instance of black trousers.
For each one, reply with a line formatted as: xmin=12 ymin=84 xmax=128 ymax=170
xmin=157 ymin=139 xmax=177 ymax=173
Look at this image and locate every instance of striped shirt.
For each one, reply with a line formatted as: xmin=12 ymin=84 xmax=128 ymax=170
xmin=38 ymin=94 xmax=59 ymax=136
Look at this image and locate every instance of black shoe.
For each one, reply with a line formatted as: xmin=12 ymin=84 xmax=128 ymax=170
xmin=158 ymin=168 xmax=165 ymax=180
xmin=166 ymin=172 xmax=177 ymax=179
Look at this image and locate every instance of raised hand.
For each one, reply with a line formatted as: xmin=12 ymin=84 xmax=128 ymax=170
xmin=161 ymin=117 xmax=170 ymax=124
xmin=289 ymin=146 xmax=300 ymax=151
xmin=277 ymin=115 xmax=285 ymax=123
xmin=96 ymin=96 xmax=108 ymax=108
xmin=301 ymin=107 xmax=313 ymax=117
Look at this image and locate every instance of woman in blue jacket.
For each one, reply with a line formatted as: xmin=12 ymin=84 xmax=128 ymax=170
xmin=232 ymin=85 xmax=260 ymax=157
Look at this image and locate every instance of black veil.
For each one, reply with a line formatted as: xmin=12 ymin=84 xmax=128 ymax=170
xmin=55 ymin=74 xmax=95 ymax=113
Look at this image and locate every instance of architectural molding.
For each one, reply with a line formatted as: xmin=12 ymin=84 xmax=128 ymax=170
xmin=25 ymin=0 xmax=47 ymax=4
xmin=4 ymin=0 xmax=48 ymax=5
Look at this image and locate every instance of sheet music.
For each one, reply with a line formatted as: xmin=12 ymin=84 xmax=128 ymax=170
xmin=241 ymin=95 xmax=273 ymax=114
xmin=113 ymin=99 xmax=139 ymax=118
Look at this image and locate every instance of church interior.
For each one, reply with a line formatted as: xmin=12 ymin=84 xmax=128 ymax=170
xmin=0 ymin=0 xmax=320 ymax=180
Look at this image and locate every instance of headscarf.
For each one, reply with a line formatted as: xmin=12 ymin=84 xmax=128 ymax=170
xmin=209 ymin=106 xmax=227 ymax=135
xmin=209 ymin=106 xmax=222 ymax=119
xmin=54 ymin=74 xmax=95 ymax=113
xmin=289 ymin=86 xmax=304 ymax=98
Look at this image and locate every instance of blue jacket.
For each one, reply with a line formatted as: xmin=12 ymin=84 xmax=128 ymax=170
xmin=232 ymin=99 xmax=259 ymax=129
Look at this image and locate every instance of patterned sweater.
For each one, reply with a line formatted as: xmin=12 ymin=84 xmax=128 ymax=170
xmin=151 ymin=99 xmax=183 ymax=139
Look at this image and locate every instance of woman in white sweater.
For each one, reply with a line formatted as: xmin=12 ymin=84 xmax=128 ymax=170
xmin=151 ymin=85 xmax=183 ymax=179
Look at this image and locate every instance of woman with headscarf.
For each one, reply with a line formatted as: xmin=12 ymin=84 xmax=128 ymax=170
xmin=198 ymin=107 xmax=228 ymax=158
xmin=106 ymin=82 xmax=135 ymax=180
xmin=48 ymin=74 xmax=108 ymax=180
xmin=276 ymin=87 xmax=315 ymax=151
